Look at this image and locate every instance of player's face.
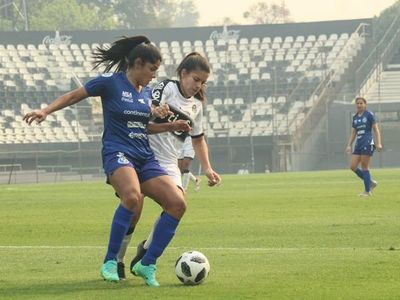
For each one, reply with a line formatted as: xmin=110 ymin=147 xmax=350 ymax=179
xmin=136 ymin=60 xmax=161 ymax=86
xmin=180 ymin=69 xmax=209 ymax=98
xmin=355 ymin=99 xmax=366 ymax=113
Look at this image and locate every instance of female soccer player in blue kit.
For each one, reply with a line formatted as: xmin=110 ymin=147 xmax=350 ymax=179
xmin=23 ymin=36 xmax=211 ymax=286
xmin=346 ymin=97 xmax=382 ymax=196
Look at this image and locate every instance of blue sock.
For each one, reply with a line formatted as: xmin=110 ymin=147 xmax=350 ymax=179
xmin=104 ymin=204 xmax=134 ymax=262
xmin=362 ymin=170 xmax=371 ymax=192
xmin=141 ymin=212 xmax=179 ymax=266
xmin=354 ymin=168 xmax=364 ymax=180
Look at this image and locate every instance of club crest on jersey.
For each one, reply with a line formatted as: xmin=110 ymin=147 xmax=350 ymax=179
xmin=192 ymin=104 xmax=197 ymax=113
xmin=138 ymin=98 xmax=145 ymax=105
xmin=121 ymin=91 xmax=133 ymax=103
xmin=116 ymin=152 xmax=129 ymax=165
xmin=362 ymin=117 xmax=367 ymax=123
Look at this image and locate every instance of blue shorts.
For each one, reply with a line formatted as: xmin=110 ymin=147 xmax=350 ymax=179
xmin=353 ymin=144 xmax=375 ymax=156
xmin=103 ymin=151 xmax=168 ymax=183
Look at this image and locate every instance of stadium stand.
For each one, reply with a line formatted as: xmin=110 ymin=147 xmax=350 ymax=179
xmin=0 ymin=20 xmax=369 ymax=143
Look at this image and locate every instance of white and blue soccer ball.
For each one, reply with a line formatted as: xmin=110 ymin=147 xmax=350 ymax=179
xmin=175 ymin=251 xmax=210 ymax=285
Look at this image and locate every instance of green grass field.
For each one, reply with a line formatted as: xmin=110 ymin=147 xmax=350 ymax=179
xmin=0 ymin=169 xmax=399 ymax=299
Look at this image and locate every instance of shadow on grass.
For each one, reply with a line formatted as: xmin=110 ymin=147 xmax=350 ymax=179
xmin=0 ymin=278 xmax=198 ymax=298
xmin=0 ymin=279 xmax=134 ymax=297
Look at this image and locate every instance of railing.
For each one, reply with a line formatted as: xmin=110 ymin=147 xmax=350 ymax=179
xmin=356 ymin=16 xmax=400 ymax=97
xmin=289 ymin=22 xmax=370 ymax=143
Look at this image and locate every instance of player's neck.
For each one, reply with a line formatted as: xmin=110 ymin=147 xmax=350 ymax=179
xmin=126 ymin=72 xmax=142 ymax=92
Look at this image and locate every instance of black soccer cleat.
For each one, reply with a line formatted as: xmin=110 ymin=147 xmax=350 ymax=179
xmin=130 ymin=240 xmax=148 ymax=275
xmin=117 ymin=262 xmax=126 ymax=280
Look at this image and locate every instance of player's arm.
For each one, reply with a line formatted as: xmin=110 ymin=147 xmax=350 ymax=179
xmin=345 ymin=128 xmax=356 ymax=154
xmin=192 ymin=135 xmax=221 ymax=186
xmin=147 ymin=120 xmax=191 ymax=134
xmin=23 ymin=87 xmax=88 ymax=125
xmin=372 ymin=123 xmax=382 ymax=151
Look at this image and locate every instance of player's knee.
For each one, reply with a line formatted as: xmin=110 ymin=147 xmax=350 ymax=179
xmin=168 ymin=197 xmax=187 ymax=219
xmin=120 ymin=190 xmax=142 ymax=211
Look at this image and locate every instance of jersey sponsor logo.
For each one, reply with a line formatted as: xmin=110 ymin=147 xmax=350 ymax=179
xmin=121 ymin=91 xmax=133 ymax=103
xmin=151 ymin=81 xmax=168 ymax=103
xmin=127 ymin=121 xmax=145 ymax=129
xmin=123 ymin=110 xmax=150 ymax=117
xmin=102 ymin=73 xmax=113 ymax=77
xmin=128 ymin=132 xmax=147 ymax=139
xmin=116 ymin=152 xmax=130 ymax=165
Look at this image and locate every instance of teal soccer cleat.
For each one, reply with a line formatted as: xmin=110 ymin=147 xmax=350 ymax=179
xmin=101 ymin=260 xmax=119 ymax=282
xmin=132 ymin=260 xmax=160 ymax=287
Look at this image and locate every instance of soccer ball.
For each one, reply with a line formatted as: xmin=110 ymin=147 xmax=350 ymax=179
xmin=175 ymin=251 xmax=210 ymax=285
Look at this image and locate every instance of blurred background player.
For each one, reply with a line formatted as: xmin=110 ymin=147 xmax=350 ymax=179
xmin=115 ymin=52 xmax=221 ymax=280
xmin=346 ymin=97 xmax=382 ymax=197
xmin=178 ymin=135 xmax=201 ymax=192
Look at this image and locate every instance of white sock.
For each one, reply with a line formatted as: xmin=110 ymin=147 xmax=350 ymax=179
xmin=143 ymin=215 xmax=161 ymax=249
xmin=182 ymin=172 xmax=190 ymax=190
xmin=117 ymin=232 xmax=133 ymax=263
xmin=189 ymin=172 xmax=197 ymax=183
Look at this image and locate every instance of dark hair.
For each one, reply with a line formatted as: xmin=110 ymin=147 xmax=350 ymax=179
xmin=355 ymin=97 xmax=367 ymax=104
xmin=92 ymin=35 xmax=162 ymax=73
xmin=176 ymin=52 xmax=211 ymax=101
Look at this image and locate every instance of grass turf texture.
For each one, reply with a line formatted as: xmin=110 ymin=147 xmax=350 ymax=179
xmin=0 ymin=169 xmax=399 ymax=299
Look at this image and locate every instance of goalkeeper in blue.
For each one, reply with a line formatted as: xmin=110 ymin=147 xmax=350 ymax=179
xmin=346 ymin=97 xmax=382 ymax=197
xmin=116 ymin=52 xmax=221 ymax=286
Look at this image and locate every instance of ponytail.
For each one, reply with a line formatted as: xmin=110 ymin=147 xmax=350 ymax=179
xmin=92 ymin=35 xmax=162 ymax=73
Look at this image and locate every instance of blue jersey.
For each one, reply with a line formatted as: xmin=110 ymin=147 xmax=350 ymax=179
xmin=84 ymin=72 xmax=155 ymax=162
xmin=352 ymin=110 xmax=376 ymax=149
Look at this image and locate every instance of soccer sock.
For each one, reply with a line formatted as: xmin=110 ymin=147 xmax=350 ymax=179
xmin=143 ymin=214 xmax=162 ymax=250
xmin=189 ymin=172 xmax=197 ymax=183
xmin=104 ymin=204 xmax=134 ymax=263
xmin=354 ymin=168 xmax=364 ymax=180
xmin=116 ymin=226 xmax=135 ymax=263
xmin=182 ymin=170 xmax=190 ymax=190
xmin=362 ymin=170 xmax=372 ymax=192
xmin=141 ymin=212 xmax=179 ymax=266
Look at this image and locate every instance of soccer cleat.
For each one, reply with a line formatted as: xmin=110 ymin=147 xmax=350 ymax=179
xmin=101 ymin=260 xmax=119 ymax=282
xmin=359 ymin=191 xmax=372 ymax=197
xmin=370 ymin=180 xmax=378 ymax=191
xmin=194 ymin=177 xmax=201 ymax=192
xmin=130 ymin=240 xmax=147 ymax=275
xmin=117 ymin=262 xmax=126 ymax=280
xmin=132 ymin=260 xmax=160 ymax=287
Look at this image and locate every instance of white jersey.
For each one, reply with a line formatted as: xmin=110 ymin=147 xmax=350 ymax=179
xmin=149 ymin=79 xmax=203 ymax=166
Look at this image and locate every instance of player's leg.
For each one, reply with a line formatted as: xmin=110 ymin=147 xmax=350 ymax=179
xmin=116 ymin=194 xmax=144 ymax=280
xmin=179 ymin=157 xmax=193 ymax=190
xmin=130 ymin=164 xmax=184 ymax=273
xmin=133 ymin=175 xmax=186 ymax=287
xmin=101 ymin=166 xmax=142 ymax=282
xmin=360 ymin=154 xmax=374 ymax=196
xmin=350 ymin=154 xmax=363 ymax=180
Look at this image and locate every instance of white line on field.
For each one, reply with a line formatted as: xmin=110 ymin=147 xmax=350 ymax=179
xmin=0 ymin=246 xmax=391 ymax=251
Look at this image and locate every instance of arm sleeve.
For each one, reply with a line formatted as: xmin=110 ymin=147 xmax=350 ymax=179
xmin=151 ymin=80 xmax=173 ymax=106
xmin=84 ymin=74 xmax=112 ymax=97
xmin=368 ymin=111 xmax=377 ymax=124
xmin=351 ymin=116 xmax=356 ymax=129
